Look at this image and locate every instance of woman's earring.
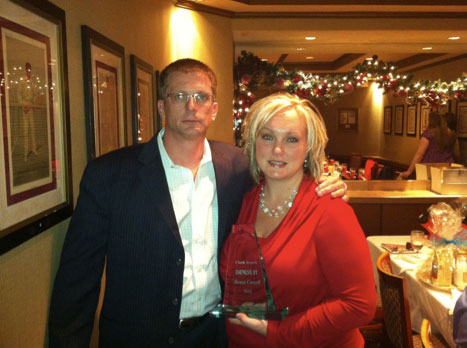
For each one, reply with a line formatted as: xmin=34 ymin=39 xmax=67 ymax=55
xmin=303 ymin=158 xmax=309 ymax=168
xmin=212 ymin=114 xmax=217 ymax=121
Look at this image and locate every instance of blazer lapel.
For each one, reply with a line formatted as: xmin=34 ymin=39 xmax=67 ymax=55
xmin=210 ymin=142 xmax=234 ymax=252
xmin=138 ymin=136 xmax=182 ymax=245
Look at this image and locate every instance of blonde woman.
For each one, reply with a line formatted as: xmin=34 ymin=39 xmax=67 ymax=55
xmin=220 ymin=93 xmax=376 ymax=348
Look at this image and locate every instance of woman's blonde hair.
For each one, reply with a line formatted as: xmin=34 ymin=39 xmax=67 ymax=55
xmin=242 ymin=92 xmax=328 ymax=184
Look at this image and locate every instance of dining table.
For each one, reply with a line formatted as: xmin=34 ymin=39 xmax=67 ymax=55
xmin=367 ymin=235 xmax=463 ymax=348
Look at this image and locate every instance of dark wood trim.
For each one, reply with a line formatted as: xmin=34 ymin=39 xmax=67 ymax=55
xmin=233 ymin=0 xmax=467 ymax=5
xmin=283 ymin=53 xmax=365 ymax=72
xmin=174 ymin=0 xmax=235 ymax=17
xmin=405 ymin=53 xmax=467 ymax=73
xmin=233 ymin=12 xmax=467 ymax=19
xmin=276 ymin=54 xmax=288 ymax=65
xmin=394 ymin=53 xmax=446 ymax=70
xmin=174 ymin=1 xmax=467 ymax=18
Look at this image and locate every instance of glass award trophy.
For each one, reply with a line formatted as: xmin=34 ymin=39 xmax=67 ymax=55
xmin=210 ymin=224 xmax=288 ymax=320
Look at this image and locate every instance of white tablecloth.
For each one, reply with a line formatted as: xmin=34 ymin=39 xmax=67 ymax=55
xmin=367 ymin=235 xmax=462 ymax=348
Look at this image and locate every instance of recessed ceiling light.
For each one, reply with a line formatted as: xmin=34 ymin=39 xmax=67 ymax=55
xmin=261 ymin=58 xmax=268 ymax=62
xmin=296 ymin=47 xmax=305 ymax=51
xmin=305 ymin=36 xmax=316 ymax=40
xmin=365 ymin=57 xmax=373 ymax=61
xmin=422 ymin=47 xmax=432 ymax=50
xmin=448 ymin=36 xmax=460 ymax=40
xmin=306 ymin=56 xmax=314 ymax=60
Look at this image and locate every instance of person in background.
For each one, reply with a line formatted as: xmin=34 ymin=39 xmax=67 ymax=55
xmin=400 ymin=111 xmax=461 ymax=179
xmin=48 ymin=59 xmax=348 ymax=348
xmin=220 ymin=92 xmax=376 ymax=348
xmin=454 ymin=287 xmax=467 ymax=348
xmin=444 ymin=112 xmax=457 ymax=133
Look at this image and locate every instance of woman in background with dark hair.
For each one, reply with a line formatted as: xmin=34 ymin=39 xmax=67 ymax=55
xmin=400 ymin=111 xmax=460 ymax=179
xmin=444 ymin=112 xmax=457 ymax=132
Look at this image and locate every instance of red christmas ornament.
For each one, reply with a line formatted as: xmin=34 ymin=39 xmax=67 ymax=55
xmin=314 ymin=83 xmax=327 ymax=97
xmin=241 ymin=74 xmax=252 ymax=85
xmin=275 ymin=78 xmax=285 ymax=88
xmin=398 ymin=89 xmax=408 ymax=98
xmin=389 ymin=80 xmax=399 ymax=90
xmin=344 ymin=83 xmax=354 ymax=94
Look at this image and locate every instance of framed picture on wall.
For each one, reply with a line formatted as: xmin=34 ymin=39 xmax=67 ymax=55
xmin=0 ymin=0 xmax=73 ymax=255
xmin=420 ymin=104 xmax=430 ymax=135
xmin=406 ymin=104 xmax=417 ymax=136
xmin=82 ymin=25 xmax=127 ymax=160
xmin=130 ymin=55 xmax=157 ymax=144
xmin=383 ymin=106 xmax=392 ymax=134
xmin=458 ymin=102 xmax=467 ymax=138
xmin=155 ymin=70 xmax=164 ymax=130
xmin=337 ymin=108 xmax=358 ymax=132
xmin=394 ymin=105 xmax=404 ymax=135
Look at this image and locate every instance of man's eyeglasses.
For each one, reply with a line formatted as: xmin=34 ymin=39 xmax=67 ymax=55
xmin=166 ymin=92 xmax=214 ymax=106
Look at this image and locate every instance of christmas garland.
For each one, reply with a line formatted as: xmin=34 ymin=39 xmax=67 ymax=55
xmin=233 ymin=50 xmax=467 ymax=137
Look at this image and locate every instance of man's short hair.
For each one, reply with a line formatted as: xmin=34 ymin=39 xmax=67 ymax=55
xmin=158 ymin=58 xmax=217 ymax=100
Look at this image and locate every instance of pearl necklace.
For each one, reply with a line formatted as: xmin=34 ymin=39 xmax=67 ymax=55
xmin=259 ymin=185 xmax=298 ymax=218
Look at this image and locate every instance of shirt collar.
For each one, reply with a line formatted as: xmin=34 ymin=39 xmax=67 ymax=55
xmin=157 ymin=128 xmax=212 ymax=169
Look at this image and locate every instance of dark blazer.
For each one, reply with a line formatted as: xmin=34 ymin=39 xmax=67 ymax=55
xmin=48 ymin=135 xmax=252 ymax=347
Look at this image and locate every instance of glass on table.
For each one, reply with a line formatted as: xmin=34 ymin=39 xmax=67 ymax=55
xmin=410 ymin=230 xmax=426 ymax=251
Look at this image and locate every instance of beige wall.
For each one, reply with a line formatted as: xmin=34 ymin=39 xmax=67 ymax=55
xmin=0 ymin=1 xmax=233 ymax=347
xmin=324 ymin=57 xmax=467 ymax=166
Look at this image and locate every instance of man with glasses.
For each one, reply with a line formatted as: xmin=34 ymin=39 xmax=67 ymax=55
xmin=49 ymin=58 xmax=347 ymax=348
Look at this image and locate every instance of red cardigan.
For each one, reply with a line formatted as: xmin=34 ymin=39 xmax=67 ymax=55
xmin=220 ymin=177 xmax=376 ymax=348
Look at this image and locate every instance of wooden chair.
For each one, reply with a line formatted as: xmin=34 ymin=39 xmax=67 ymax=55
xmin=420 ymin=319 xmax=449 ymax=348
xmin=376 ymin=252 xmax=423 ymax=348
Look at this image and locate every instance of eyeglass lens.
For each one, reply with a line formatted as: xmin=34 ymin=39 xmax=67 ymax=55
xmin=167 ymin=92 xmax=212 ymax=105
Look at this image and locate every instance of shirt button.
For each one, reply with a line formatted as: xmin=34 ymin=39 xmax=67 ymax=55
xmin=176 ymin=258 xmax=182 ymax=266
xmin=172 ymin=298 xmax=179 ymax=306
xmin=168 ymin=336 xmax=175 ymax=344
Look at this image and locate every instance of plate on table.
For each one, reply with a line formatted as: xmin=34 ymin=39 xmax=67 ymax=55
xmin=416 ymin=269 xmax=453 ymax=292
xmin=381 ymin=243 xmax=418 ymax=254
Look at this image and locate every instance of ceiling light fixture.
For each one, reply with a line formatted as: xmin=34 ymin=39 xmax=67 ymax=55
xmin=306 ymin=56 xmax=314 ymax=60
xmin=305 ymin=36 xmax=316 ymax=40
xmin=296 ymin=47 xmax=305 ymax=51
xmin=365 ymin=57 xmax=373 ymax=61
xmin=422 ymin=47 xmax=432 ymax=50
xmin=448 ymin=36 xmax=460 ymax=40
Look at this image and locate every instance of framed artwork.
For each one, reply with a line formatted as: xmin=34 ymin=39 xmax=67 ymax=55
xmin=406 ymin=104 xmax=417 ymax=136
xmin=337 ymin=108 xmax=358 ymax=132
xmin=82 ymin=25 xmax=126 ymax=160
xmin=0 ymin=0 xmax=72 ymax=255
xmin=394 ymin=105 xmax=404 ymax=135
xmin=420 ymin=104 xmax=430 ymax=135
xmin=383 ymin=106 xmax=392 ymax=134
xmin=130 ymin=55 xmax=157 ymax=143
xmin=155 ymin=70 xmax=164 ymax=130
xmin=458 ymin=102 xmax=467 ymax=138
